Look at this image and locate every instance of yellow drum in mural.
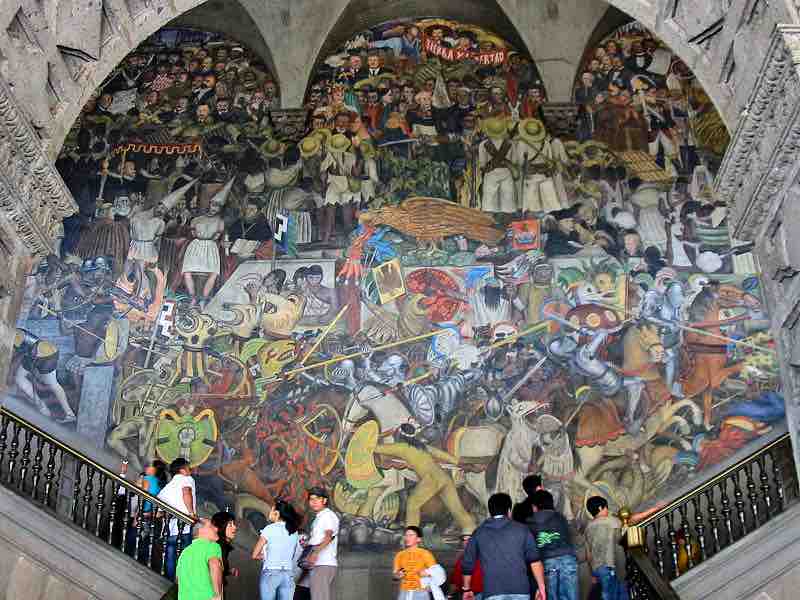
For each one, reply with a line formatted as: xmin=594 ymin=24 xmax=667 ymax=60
xmin=155 ymin=408 xmax=219 ymax=468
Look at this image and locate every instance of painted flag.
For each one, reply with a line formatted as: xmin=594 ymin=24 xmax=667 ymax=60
xmin=274 ymin=211 xmax=297 ymax=257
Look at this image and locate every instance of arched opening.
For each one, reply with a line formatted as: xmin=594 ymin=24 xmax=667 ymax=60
xmin=1 ymin=0 xmax=784 ymax=565
xmin=304 ymin=0 xmax=538 ymax=99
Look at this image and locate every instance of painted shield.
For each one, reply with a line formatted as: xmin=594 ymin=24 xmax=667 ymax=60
xmin=345 ymin=420 xmax=382 ymax=490
xmin=155 ymin=408 xmax=218 ymax=468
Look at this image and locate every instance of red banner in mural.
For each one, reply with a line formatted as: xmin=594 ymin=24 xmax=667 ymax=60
xmin=112 ymin=142 xmax=203 ymax=156
xmin=422 ymin=37 xmax=507 ymax=65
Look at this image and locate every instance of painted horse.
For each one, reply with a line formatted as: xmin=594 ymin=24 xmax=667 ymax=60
xmin=682 ymin=283 xmax=751 ymax=428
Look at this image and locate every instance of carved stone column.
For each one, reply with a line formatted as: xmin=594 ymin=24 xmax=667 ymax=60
xmin=0 ymin=77 xmax=77 ymax=255
xmin=0 ymin=76 xmax=77 ymax=391
xmin=719 ymin=25 xmax=800 ymax=481
xmin=0 ymin=213 xmax=33 ymax=393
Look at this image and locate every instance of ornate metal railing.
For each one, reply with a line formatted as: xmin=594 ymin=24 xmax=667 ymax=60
xmin=623 ymin=432 xmax=798 ymax=598
xmin=0 ymin=406 xmax=195 ymax=579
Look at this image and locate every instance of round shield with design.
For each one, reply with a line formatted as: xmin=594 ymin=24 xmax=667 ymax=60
xmin=155 ymin=408 xmax=219 ymax=468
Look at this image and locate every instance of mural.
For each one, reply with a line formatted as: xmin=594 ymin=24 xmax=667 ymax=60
xmin=6 ymin=19 xmax=784 ymax=550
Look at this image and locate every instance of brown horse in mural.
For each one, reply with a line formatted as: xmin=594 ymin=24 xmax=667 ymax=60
xmin=681 ymin=284 xmax=749 ymax=429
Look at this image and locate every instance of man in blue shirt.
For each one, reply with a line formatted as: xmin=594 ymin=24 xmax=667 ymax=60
xmin=462 ymin=493 xmax=546 ymax=600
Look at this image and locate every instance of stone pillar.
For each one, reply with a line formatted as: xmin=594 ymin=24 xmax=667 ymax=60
xmin=0 ymin=67 xmax=78 ymax=395
xmin=0 ymin=213 xmax=32 ymax=394
xmin=76 ymin=365 xmax=116 ymax=449
xmin=718 ymin=26 xmax=800 ymax=482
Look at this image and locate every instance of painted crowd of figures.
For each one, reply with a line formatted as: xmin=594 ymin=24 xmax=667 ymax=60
xmin=5 ymin=20 xmax=783 ymax=550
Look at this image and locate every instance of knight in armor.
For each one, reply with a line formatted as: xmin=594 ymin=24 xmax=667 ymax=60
xmin=640 ymin=269 xmax=685 ymax=398
xmin=549 ymin=325 xmax=646 ymax=434
xmin=12 ymin=329 xmax=75 ymax=423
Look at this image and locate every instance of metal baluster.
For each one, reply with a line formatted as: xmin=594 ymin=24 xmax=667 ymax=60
xmin=54 ymin=448 xmax=64 ymax=507
xmin=160 ymin=518 xmax=170 ymax=576
xmin=81 ymin=467 xmax=95 ymax=530
xmin=732 ymin=471 xmax=747 ymax=537
xmin=625 ymin=551 xmax=641 ymax=599
xmin=770 ymin=449 xmax=786 ymax=513
xmin=0 ymin=412 xmax=9 ymax=477
xmin=43 ymin=442 xmax=57 ymax=507
xmin=705 ymin=487 xmax=720 ymax=555
xmin=744 ymin=461 xmax=760 ymax=527
xmin=653 ymin=518 xmax=666 ymax=577
xmin=678 ymin=503 xmax=694 ymax=571
xmin=720 ymin=479 xmax=734 ymax=546
xmin=146 ymin=510 xmax=158 ymax=568
xmin=120 ymin=488 xmax=132 ymax=553
xmin=95 ymin=474 xmax=107 ymax=537
xmin=30 ymin=434 xmax=44 ymax=500
xmin=6 ymin=422 xmax=20 ymax=486
xmin=667 ymin=512 xmax=680 ymax=579
xmin=176 ymin=520 xmax=187 ymax=563
xmin=133 ymin=492 xmax=144 ymax=560
xmin=107 ymin=480 xmax=119 ymax=545
xmin=70 ymin=462 xmax=82 ymax=523
xmin=692 ymin=496 xmax=707 ymax=563
xmin=17 ymin=429 xmax=32 ymax=492
xmin=757 ymin=454 xmax=773 ymax=519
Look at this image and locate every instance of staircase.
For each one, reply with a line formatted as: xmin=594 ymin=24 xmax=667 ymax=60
xmin=1 ymin=405 xmax=798 ymax=600
xmin=623 ymin=432 xmax=799 ymax=599
xmin=0 ymin=406 xmax=194 ymax=600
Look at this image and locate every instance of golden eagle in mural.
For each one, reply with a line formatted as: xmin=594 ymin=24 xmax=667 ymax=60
xmin=359 ymin=197 xmax=504 ymax=247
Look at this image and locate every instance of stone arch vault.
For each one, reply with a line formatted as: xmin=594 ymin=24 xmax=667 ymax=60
xmin=3 ymin=0 xmax=800 ymax=488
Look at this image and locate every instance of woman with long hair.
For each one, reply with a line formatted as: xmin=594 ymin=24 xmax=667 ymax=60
xmin=251 ymin=500 xmax=303 ymax=600
xmin=211 ymin=511 xmax=240 ymax=587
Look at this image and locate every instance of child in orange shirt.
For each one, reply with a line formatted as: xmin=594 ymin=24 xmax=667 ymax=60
xmin=393 ymin=526 xmax=437 ymax=600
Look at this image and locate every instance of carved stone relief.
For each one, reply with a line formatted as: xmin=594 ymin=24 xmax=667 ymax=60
xmin=719 ymin=27 xmax=800 ymax=240
xmin=0 ymin=76 xmax=77 ymax=255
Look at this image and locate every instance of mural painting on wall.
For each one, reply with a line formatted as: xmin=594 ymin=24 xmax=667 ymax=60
xmin=6 ymin=18 xmax=784 ymax=549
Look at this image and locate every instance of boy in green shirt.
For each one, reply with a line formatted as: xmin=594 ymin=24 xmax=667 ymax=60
xmin=176 ymin=518 xmax=224 ymax=600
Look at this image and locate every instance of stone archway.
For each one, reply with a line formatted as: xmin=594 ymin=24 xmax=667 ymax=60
xmin=3 ymin=0 xmax=790 ymax=162
xmin=2 ymin=0 xmax=800 ymax=401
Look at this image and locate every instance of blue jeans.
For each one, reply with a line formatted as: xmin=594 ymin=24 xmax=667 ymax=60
xmin=260 ymin=569 xmax=296 ymax=600
xmin=544 ymin=555 xmax=579 ymax=600
xmin=486 ymin=595 xmax=528 ymax=600
xmin=165 ymin=533 xmax=192 ymax=581
xmin=592 ymin=566 xmax=629 ymax=600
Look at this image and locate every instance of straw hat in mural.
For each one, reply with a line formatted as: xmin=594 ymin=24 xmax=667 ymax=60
xmin=259 ymin=138 xmax=286 ymax=158
xmin=328 ymin=133 xmax=352 ymax=153
xmin=517 ymin=118 xmax=547 ymax=146
xmin=299 ymin=135 xmax=322 ymax=159
xmin=359 ymin=141 xmax=376 ymax=159
xmin=481 ymin=116 xmax=508 ymax=139
xmin=312 ymin=128 xmax=332 ymax=144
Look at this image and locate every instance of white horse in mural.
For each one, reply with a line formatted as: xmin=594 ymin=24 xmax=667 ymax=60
xmin=493 ymin=400 xmax=545 ymax=504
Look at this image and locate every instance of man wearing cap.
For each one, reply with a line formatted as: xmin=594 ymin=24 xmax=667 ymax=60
xmin=478 ymin=116 xmax=518 ymax=214
xmin=306 ymin=487 xmax=340 ymax=600
xmin=516 ymin=118 xmax=565 ymax=215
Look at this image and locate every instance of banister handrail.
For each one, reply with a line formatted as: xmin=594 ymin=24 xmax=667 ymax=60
xmin=622 ymin=430 xmax=796 ymax=598
xmin=627 ymin=548 xmax=682 ymax=600
xmin=0 ymin=406 xmax=195 ymax=525
xmin=635 ymin=431 xmax=791 ymax=529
